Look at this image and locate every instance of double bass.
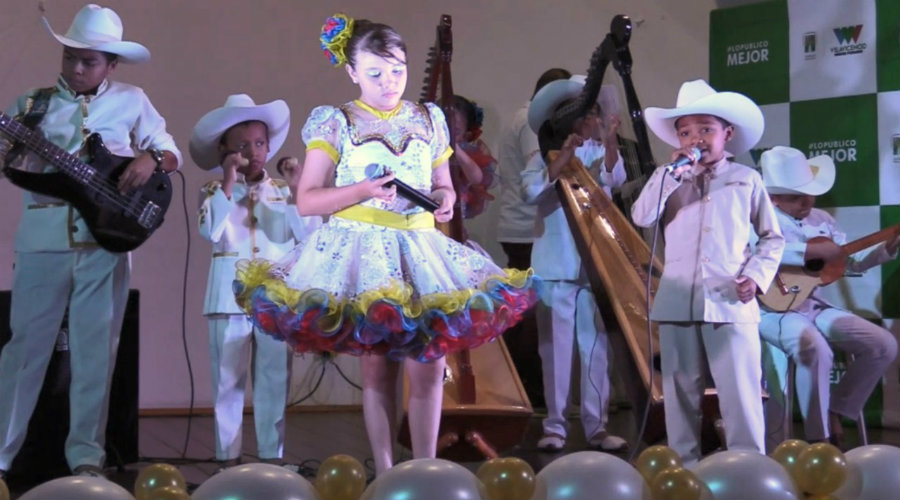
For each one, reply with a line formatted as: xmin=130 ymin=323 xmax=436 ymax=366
xmin=397 ymin=15 xmax=533 ymax=461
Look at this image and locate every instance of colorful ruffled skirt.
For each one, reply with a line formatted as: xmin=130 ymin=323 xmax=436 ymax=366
xmin=233 ymin=215 xmax=541 ymax=362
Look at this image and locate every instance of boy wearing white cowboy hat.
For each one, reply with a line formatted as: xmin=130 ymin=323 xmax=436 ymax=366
xmin=758 ymin=146 xmax=898 ymax=450
xmin=192 ymin=94 xmax=321 ymax=469
xmin=631 ymin=79 xmax=784 ymax=464
xmin=0 ymin=3 xmax=181 ymax=479
xmin=521 ymin=74 xmax=628 ymax=452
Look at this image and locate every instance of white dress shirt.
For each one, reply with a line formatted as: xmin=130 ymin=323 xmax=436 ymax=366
xmin=496 ymin=103 xmax=540 ymax=243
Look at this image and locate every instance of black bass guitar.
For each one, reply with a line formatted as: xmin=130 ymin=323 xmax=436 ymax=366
xmin=0 ymin=111 xmax=171 ymax=253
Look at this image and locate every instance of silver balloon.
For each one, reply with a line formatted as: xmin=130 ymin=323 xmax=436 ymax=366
xmin=832 ymin=444 xmax=900 ymax=500
xmin=691 ymin=450 xmax=798 ymax=500
xmin=530 ymin=451 xmax=649 ymax=500
xmin=192 ymin=463 xmax=320 ymax=500
xmin=19 ymin=476 xmax=135 ymax=500
xmin=361 ymin=458 xmax=483 ymax=500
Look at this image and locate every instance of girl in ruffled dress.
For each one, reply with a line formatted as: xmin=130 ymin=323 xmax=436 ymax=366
xmin=232 ymin=13 xmax=540 ymax=474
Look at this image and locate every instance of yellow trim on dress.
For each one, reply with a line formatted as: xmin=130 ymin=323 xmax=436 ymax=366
xmin=307 ymin=139 xmax=340 ymax=164
xmin=354 ymin=99 xmax=403 ymax=120
xmin=235 ymin=259 xmax=536 ymax=322
xmin=433 ymin=146 xmax=453 ymax=169
xmin=333 ymin=205 xmax=435 ymax=230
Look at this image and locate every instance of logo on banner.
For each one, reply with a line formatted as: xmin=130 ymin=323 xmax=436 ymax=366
xmin=808 ymin=139 xmax=857 ymax=163
xmin=831 ymin=25 xmax=866 ymax=56
xmin=726 ymin=40 xmax=769 ymax=66
xmin=892 ymin=134 xmax=900 ymax=163
xmin=803 ymin=32 xmax=816 ymax=60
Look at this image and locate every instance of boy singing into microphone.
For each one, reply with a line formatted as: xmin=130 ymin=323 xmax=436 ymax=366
xmin=631 ymin=79 xmax=784 ymax=464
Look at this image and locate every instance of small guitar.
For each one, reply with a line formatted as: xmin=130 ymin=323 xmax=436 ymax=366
xmin=0 ymin=111 xmax=171 ymax=253
xmin=758 ymin=224 xmax=900 ymax=312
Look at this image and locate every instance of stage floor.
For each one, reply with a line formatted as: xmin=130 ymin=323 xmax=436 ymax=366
xmin=4 ymin=403 xmax=898 ymax=497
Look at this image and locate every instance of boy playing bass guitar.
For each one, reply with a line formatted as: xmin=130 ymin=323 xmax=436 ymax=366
xmin=0 ymin=4 xmax=180 ymax=479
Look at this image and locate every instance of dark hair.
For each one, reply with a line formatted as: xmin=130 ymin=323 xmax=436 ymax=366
xmin=346 ymin=19 xmax=407 ymax=67
xmin=451 ymin=95 xmax=479 ymax=130
xmin=218 ymin=120 xmax=269 ymax=146
xmin=532 ymin=68 xmax=571 ymax=98
xmin=62 ymin=46 xmax=118 ymax=64
xmin=673 ymin=115 xmax=733 ymax=130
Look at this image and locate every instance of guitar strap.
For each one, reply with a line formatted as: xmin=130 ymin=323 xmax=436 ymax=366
xmin=3 ymin=87 xmax=57 ymax=167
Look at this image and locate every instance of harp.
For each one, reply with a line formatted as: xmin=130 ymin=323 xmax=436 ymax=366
xmin=541 ymin=15 xmax=721 ymax=447
xmin=398 ymin=15 xmax=533 ymax=460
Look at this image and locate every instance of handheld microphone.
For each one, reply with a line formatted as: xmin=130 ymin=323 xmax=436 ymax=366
xmin=663 ymin=147 xmax=702 ymax=173
xmin=364 ymin=163 xmax=440 ymax=213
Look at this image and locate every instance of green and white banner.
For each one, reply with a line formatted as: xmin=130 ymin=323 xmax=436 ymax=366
xmin=710 ymin=0 xmax=900 ymax=428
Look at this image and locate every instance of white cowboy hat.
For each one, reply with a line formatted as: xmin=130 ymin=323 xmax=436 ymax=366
xmin=761 ymin=146 xmax=835 ymax=195
xmin=644 ymin=79 xmax=764 ymax=155
xmin=43 ymin=4 xmax=149 ymax=64
xmin=189 ymin=94 xmax=290 ymax=170
xmin=528 ymin=75 xmax=609 ymax=133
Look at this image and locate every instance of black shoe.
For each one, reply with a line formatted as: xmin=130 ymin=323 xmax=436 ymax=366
xmin=828 ymin=433 xmax=845 ymax=451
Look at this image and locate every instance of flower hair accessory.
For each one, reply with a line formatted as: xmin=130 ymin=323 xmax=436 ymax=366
xmin=320 ymin=13 xmax=354 ymax=67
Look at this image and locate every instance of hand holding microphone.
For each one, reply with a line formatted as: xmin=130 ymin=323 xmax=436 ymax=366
xmin=663 ymin=146 xmax=702 ymax=178
xmin=364 ymin=163 xmax=440 ymax=212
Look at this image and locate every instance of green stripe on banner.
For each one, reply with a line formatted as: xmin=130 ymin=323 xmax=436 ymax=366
xmin=790 ymin=94 xmax=879 ymax=207
xmin=876 ymin=0 xmax=900 ymax=91
xmin=882 ymin=205 xmax=900 ymax=318
xmin=709 ymin=0 xmax=788 ymax=104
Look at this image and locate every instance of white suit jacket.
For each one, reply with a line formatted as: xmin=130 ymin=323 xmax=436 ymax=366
xmin=198 ymin=171 xmax=321 ymax=315
xmin=631 ymin=157 xmax=784 ymax=323
xmin=5 ymin=77 xmax=182 ymax=252
xmin=521 ymin=140 xmax=626 ymax=281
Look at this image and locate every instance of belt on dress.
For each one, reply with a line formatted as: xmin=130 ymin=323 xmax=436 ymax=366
xmin=333 ymin=204 xmax=435 ymax=230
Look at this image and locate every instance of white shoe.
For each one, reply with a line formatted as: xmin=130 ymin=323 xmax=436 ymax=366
xmin=73 ymin=464 xmax=106 ymax=478
xmin=282 ymin=463 xmax=301 ymax=474
xmin=589 ymin=431 xmax=628 ymax=452
xmin=537 ymin=433 xmax=565 ymax=451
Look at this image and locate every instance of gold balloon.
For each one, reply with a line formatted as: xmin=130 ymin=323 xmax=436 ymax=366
xmin=770 ymin=439 xmax=809 ymax=484
xmin=795 ymin=443 xmax=847 ymax=496
xmin=650 ymin=466 xmax=704 ymax=500
xmin=134 ymin=463 xmax=187 ymax=500
xmin=476 ymin=457 xmax=536 ymax=500
xmin=634 ymin=445 xmax=682 ymax=484
xmin=315 ymin=454 xmax=367 ymax=500
xmin=0 ymin=477 xmax=9 ymax=500
xmin=146 ymin=486 xmax=191 ymax=500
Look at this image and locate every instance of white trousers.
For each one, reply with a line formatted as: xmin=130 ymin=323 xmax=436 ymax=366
xmin=536 ymin=279 xmax=611 ymax=439
xmin=0 ymin=250 xmax=129 ymax=471
xmin=659 ymin=322 xmax=765 ymax=465
xmin=760 ymin=307 xmax=897 ymax=445
xmin=207 ymin=315 xmax=290 ymax=460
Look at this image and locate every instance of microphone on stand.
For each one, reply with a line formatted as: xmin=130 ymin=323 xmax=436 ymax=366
xmin=365 ymin=163 xmax=440 ymax=213
xmin=663 ymin=147 xmax=702 ymax=173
